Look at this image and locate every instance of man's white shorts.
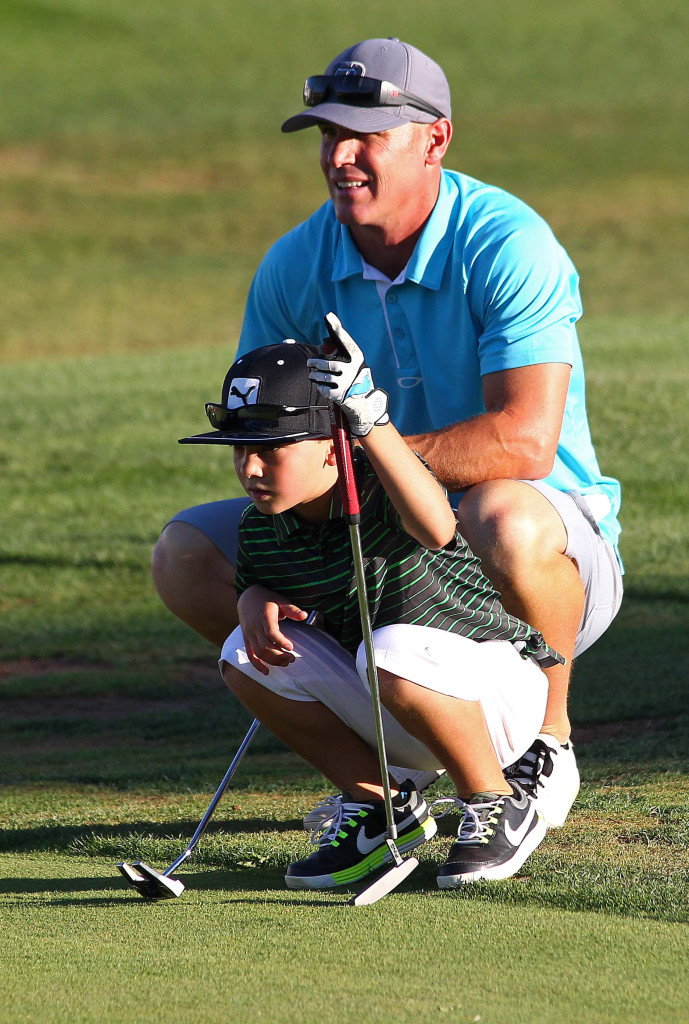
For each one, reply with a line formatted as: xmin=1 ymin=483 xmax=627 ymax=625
xmin=220 ymin=621 xmax=548 ymax=773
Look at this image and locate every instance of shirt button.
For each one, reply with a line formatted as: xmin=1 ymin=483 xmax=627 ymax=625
xmin=386 ymin=292 xmax=397 ymax=304
xmin=394 ymin=327 xmax=405 ymax=338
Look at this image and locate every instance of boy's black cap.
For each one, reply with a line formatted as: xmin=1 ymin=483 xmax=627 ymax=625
xmin=179 ymin=340 xmax=331 ymax=446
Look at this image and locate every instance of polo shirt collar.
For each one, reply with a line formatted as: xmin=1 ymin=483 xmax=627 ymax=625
xmin=272 ymin=509 xmax=304 ymax=544
xmin=405 ymin=170 xmax=458 ymax=288
xmin=332 ymin=224 xmax=364 ymax=281
xmin=330 ymin=169 xmax=458 ymax=290
xmin=272 ymin=489 xmax=345 ymax=544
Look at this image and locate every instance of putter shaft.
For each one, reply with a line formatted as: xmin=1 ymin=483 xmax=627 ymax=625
xmin=164 ymin=717 xmax=260 ymax=876
xmin=118 ymin=610 xmax=322 ymax=898
xmin=117 ymin=717 xmax=260 ymax=898
xmin=326 ymin=397 xmax=407 ymax=876
xmin=347 ymin=521 xmax=399 ymax=850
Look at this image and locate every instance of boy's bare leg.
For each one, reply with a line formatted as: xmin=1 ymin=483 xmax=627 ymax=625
xmin=222 ymin=663 xmax=397 ymax=802
xmin=379 ymin=669 xmax=550 ymax=887
xmin=151 ymin=522 xmax=240 ymax=647
xmin=377 ymin=670 xmax=511 ymax=798
xmin=456 ymin=480 xmax=584 ymax=744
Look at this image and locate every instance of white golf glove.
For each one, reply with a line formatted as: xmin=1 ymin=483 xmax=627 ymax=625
xmin=307 ymin=312 xmax=390 ymax=437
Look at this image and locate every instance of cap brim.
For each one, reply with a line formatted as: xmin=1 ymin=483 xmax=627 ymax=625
xmin=178 ymin=429 xmax=328 ymax=446
xmin=281 ymin=103 xmax=414 ymax=134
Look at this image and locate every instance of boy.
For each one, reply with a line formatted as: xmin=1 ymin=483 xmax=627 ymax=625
xmin=180 ymin=314 xmax=563 ymax=891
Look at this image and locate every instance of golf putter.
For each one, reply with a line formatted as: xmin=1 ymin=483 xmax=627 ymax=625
xmin=323 ymin=320 xmax=419 ymax=906
xmin=117 ymin=717 xmax=260 ymax=899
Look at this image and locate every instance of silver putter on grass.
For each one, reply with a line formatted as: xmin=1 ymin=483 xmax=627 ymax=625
xmin=117 ymin=717 xmax=260 ymax=900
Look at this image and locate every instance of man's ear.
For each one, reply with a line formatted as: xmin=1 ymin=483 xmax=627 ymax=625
xmin=425 ymin=118 xmax=453 ymax=166
xmin=324 ymin=441 xmax=338 ymax=466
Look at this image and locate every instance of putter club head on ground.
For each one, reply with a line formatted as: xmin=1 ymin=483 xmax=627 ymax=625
xmin=116 ymin=860 xmax=185 ymax=899
xmin=116 ymin=861 xmax=145 ymax=885
xmin=350 ymin=856 xmax=419 ymax=906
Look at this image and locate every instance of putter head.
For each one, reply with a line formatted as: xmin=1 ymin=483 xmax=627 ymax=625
xmin=350 ymin=855 xmax=419 ymax=907
xmin=116 ymin=861 xmax=185 ymax=900
xmin=117 ymin=861 xmax=146 ymax=885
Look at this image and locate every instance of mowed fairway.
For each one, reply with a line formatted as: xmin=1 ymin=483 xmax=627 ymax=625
xmin=1 ymin=1 xmax=688 ymax=1022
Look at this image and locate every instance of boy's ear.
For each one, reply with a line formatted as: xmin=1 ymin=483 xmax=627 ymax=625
xmin=325 ymin=441 xmax=338 ymax=466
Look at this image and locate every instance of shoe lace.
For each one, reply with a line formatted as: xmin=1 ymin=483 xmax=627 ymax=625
xmin=304 ymin=771 xmax=440 ymax=831
xmin=428 ymin=796 xmax=464 ymax=819
xmin=429 ymin=795 xmax=504 ymax=845
xmin=303 ymin=794 xmax=342 ymax=832
xmin=305 ymin=796 xmax=370 ymax=848
xmin=504 ymin=740 xmax=554 ymax=797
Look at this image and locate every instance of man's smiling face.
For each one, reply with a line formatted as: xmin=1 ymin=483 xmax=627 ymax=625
xmin=318 ymin=121 xmax=432 ymax=239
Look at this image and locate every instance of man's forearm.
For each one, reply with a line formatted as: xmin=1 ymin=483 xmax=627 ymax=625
xmin=405 ymin=363 xmax=570 ymax=491
xmin=405 ymin=411 xmax=557 ymax=492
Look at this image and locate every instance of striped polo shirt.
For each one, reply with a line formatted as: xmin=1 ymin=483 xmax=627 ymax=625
xmin=235 ymin=452 xmax=563 ymax=666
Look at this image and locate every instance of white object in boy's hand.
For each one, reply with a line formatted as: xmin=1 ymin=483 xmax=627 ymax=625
xmin=307 ymin=312 xmax=390 ymax=437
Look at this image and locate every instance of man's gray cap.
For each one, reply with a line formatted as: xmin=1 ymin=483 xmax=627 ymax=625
xmin=281 ymin=37 xmax=451 ymax=134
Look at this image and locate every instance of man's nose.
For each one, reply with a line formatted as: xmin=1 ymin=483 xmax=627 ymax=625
xmin=327 ymin=133 xmax=358 ymax=166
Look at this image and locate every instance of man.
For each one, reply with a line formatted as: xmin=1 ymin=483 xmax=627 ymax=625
xmin=153 ymin=38 xmax=623 ymax=829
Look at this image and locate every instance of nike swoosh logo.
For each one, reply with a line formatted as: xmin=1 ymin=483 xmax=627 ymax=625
xmin=503 ymin=807 xmax=537 ymax=846
xmin=356 ymin=827 xmax=388 ymax=855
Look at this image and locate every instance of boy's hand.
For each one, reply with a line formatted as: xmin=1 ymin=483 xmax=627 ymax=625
xmin=307 ymin=312 xmax=389 ymax=436
xmin=237 ymin=586 xmax=308 ymax=675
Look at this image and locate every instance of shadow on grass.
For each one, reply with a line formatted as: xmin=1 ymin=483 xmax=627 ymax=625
xmin=0 ymin=865 xmax=288 ymax=901
xmin=0 ymin=875 xmax=123 ymax=896
xmin=0 ymin=816 xmax=306 ymax=856
xmin=4 ymin=852 xmax=688 ymax=922
xmin=0 ymin=861 xmax=439 ymax=908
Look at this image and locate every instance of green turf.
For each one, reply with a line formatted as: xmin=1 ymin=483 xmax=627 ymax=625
xmin=1 ymin=850 xmax=686 ymax=1024
xmin=1 ymin=0 xmax=688 ymax=1020
xmin=1 ymin=854 xmax=688 ymax=1024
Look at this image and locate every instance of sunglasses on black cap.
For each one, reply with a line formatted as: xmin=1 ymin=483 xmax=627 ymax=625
xmin=303 ymin=75 xmax=445 ymax=121
xmin=205 ymin=402 xmax=323 ymax=429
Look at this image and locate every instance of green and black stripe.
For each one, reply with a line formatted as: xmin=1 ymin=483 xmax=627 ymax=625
xmin=235 ymin=451 xmax=563 ymax=665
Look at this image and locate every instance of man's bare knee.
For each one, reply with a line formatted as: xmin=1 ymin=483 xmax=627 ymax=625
xmin=457 ymin=481 xmax=566 ymax=575
xmin=152 ymin=521 xmax=236 ymax=594
xmin=151 ymin=522 xmax=239 ymax=646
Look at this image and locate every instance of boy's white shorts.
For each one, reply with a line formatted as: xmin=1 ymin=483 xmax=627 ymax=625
xmin=173 ymin=481 xmax=623 ymax=661
xmin=220 ymin=622 xmax=547 ymax=772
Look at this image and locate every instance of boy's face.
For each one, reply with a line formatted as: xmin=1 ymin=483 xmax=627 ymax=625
xmin=232 ymin=438 xmax=338 ymax=523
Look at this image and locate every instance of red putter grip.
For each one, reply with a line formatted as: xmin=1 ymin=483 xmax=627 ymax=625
xmin=330 ymin=405 xmax=360 ymax=522
xmin=322 ymin=322 xmax=361 ymax=523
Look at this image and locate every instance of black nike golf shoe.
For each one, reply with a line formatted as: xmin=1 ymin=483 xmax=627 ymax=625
xmin=436 ymin=782 xmax=546 ymax=887
xmin=285 ymin=781 xmax=437 ymax=890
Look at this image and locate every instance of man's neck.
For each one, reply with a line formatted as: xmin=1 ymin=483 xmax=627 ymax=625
xmin=350 ymin=224 xmax=422 ymax=280
xmin=347 ymin=178 xmax=440 ymax=280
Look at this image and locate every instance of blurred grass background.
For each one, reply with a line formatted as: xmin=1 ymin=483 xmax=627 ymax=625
xmin=1 ymin=0 xmax=688 ymax=360
xmin=1 ymin=0 xmax=688 ymax=663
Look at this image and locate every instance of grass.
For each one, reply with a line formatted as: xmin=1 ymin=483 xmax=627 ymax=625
xmin=2 ymin=862 xmax=686 ymax=1024
xmin=1 ymin=0 xmax=689 ymax=1020
xmin=1 ymin=327 xmax=688 ymax=1024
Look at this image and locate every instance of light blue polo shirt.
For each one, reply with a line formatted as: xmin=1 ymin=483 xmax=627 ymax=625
xmin=237 ymin=169 xmax=621 ymax=555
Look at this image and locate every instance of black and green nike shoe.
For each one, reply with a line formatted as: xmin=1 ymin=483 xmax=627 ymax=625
xmin=285 ymin=781 xmax=437 ymax=890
